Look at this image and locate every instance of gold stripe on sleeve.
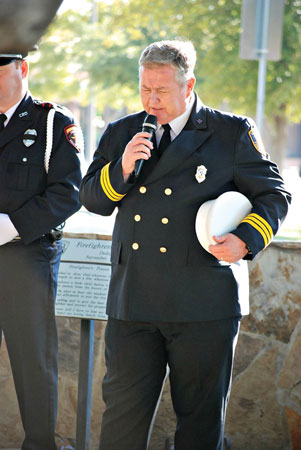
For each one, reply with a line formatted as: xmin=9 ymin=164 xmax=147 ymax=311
xmin=249 ymin=213 xmax=273 ymax=241
xmin=100 ymin=163 xmax=126 ymax=202
xmin=240 ymin=213 xmax=274 ymax=247
xmin=101 ymin=164 xmax=120 ymax=201
xmin=240 ymin=218 xmax=268 ymax=247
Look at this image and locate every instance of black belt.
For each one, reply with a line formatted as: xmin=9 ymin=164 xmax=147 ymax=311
xmin=11 ymin=229 xmax=63 ymax=243
xmin=45 ymin=229 xmax=63 ymax=241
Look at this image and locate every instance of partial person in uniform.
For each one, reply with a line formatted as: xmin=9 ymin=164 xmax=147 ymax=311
xmin=0 ymin=50 xmax=82 ymax=449
xmin=80 ymin=40 xmax=291 ymax=450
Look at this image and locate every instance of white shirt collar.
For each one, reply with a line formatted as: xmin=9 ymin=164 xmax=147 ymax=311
xmin=156 ymin=94 xmax=194 ymax=142
xmin=2 ymin=97 xmax=24 ymax=127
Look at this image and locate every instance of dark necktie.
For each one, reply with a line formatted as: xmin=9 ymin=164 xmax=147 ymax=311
xmin=158 ymin=123 xmax=171 ymax=156
xmin=0 ymin=113 xmax=7 ymax=131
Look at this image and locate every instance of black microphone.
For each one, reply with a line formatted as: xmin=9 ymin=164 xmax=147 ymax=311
xmin=134 ymin=114 xmax=157 ymax=177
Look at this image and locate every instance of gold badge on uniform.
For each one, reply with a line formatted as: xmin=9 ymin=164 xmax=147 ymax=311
xmin=248 ymin=127 xmax=266 ymax=156
xmin=195 ymin=165 xmax=207 ymax=183
xmin=23 ymin=129 xmax=37 ymax=147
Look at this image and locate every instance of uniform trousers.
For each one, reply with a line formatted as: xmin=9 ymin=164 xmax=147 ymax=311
xmin=0 ymin=236 xmax=62 ymax=450
xmin=99 ymin=316 xmax=240 ymax=450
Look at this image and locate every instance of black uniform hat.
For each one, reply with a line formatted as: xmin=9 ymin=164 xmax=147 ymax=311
xmin=0 ymin=52 xmax=27 ymax=66
xmin=0 ymin=46 xmax=38 ymax=66
xmin=0 ymin=0 xmax=63 ymax=62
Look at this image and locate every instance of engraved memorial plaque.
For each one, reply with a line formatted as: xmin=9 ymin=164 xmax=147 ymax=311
xmin=55 ymin=238 xmax=112 ymax=320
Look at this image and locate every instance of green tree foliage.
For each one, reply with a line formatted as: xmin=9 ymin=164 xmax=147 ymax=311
xmin=29 ymin=0 xmax=301 ymax=159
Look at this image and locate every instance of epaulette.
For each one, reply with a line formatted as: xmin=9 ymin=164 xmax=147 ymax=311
xmin=34 ymin=100 xmax=54 ymax=109
xmin=33 ymin=100 xmax=70 ymax=115
xmin=34 ymin=100 xmax=83 ymax=171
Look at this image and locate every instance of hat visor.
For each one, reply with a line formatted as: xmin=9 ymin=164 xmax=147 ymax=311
xmin=0 ymin=54 xmax=23 ymax=66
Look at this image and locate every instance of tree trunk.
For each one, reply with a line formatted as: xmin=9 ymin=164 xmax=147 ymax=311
xmin=269 ymin=105 xmax=288 ymax=174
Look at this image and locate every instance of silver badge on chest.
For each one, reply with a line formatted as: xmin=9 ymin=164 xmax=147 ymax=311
xmin=23 ymin=129 xmax=37 ymax=147
xmin=195 ymin=165 xmax=207 ymax=183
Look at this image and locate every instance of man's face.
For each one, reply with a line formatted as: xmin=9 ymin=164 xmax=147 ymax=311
xmin=139 ymin=64 xmax=195 ymax=124
xmin=0 ymin=60 xmax=27 ymax=111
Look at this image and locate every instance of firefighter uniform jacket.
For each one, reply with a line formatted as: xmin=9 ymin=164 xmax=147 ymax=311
xmin=80 ymin=94 xmax=291 ymax=322
xmin=0 ymin=92 xmax=82 ymax=243
xmin=0 ymin=91 xmax=82 ymax=448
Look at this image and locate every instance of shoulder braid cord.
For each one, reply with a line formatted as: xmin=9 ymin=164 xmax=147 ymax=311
xmin=44 ymin=108 xmax=56 ymax=174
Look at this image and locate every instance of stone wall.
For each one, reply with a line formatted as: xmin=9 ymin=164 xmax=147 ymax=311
xmin=0 ymin=241 xmax=300 ymax=449
xmin=226 ymin=241 xmax=301 ymax=450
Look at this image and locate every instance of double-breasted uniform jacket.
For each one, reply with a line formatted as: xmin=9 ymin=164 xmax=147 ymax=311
xmin=80 ymin=94 xmax=291 ymax=322
xmin=0 ymin=92 xmax=82 ymax=242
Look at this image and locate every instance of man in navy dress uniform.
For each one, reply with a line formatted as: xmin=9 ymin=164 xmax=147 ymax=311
xmin=80 ymin=40 xmax=291 ymax=450
xmin=0 ymin=50 xmax=82 ymax=449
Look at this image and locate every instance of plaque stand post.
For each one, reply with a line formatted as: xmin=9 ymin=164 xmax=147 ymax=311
xmin=76 ymin=318 xmax=95 ymax=450
xmin=56 ymin=232 xmax=113 ymax=449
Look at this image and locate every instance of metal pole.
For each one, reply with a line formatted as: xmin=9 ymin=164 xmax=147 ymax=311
xmin=85 ymin=0 xmax=98 ymax=162
xmin=256 ymin=0 xmax=271 ymax=132
xmin=85 ymin=101 xmax=97 ymax=162
xmin=76 ymin=319 xmax=95 ymax=450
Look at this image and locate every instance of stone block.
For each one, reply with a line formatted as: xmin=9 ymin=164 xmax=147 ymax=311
xmin=241 ymin=245 xmax=301 ymax=343
xmin=226 ymin=344 xmax=290 ymax=449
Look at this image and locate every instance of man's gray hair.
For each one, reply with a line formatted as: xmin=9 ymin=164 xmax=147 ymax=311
xmin=139 ymin=40 xmax=196 ymax=85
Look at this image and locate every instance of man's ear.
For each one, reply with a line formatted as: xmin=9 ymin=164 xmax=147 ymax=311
xmin=186 ymin=77 xmax=196 ymax=97
xmin=21 ymin=60 xmax=29 ymax=79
